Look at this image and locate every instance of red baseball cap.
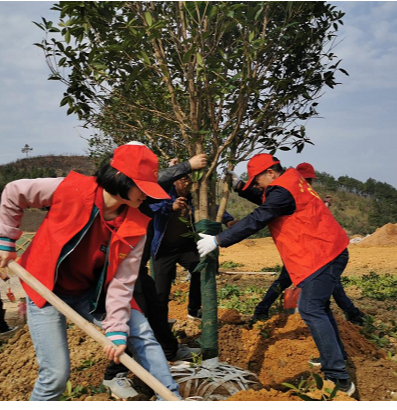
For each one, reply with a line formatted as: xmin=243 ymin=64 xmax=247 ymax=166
xmin=296 ymin=162 xmax=316 ymax=179
xmin=111 ymin=142 xmax=170 ymax=199
xmin=243 ymin=154 xmax=280 ymax=190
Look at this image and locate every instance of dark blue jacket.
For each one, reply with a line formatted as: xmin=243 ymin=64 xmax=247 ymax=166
xmin=150 ymin=185 xmax=234 ymax=258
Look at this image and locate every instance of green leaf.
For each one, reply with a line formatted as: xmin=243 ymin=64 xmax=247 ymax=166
xmin=313 ymin=373 xmax=324 ymax=390
xmin=141 ymin=51 xmax=151 ymax=65
xmin=145 ymin=11 xmax=153 ymax=27
xmin=64 ymin=30 xmax=71 ymax=44
xmin=191 ymin=169 xmax=204 ymax=182
xmin=248 ymin=32 xmax=255 ymax=42
xmin=196 ymin=53 xmax=204 ymax=67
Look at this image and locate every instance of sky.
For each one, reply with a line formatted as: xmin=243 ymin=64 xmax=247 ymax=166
xmin=0 ymin=1 xmax=396 ymax=187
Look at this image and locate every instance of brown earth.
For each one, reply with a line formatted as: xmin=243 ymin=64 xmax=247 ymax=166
xmin=1 ymin=232 xmax=397 ymax=401
xmin=357 ymin=223 xmax=397 ymax=247
xmin=218 ymin=237 xmax=397 ymax=276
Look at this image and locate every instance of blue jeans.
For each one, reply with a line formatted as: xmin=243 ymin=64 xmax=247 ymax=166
xmin=27 ymin=292 xmax=180 ymax=401
xmin=298 ymin=249 xmax=350 ymax=380
xmin=254 ymin=265 xmax=355 ymax=316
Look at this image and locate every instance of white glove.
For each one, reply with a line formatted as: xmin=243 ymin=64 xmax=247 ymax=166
xmin=224 ymin=170 xmax=240 ymax=188
xmin=197 ymin=233 xmax=218 ymax=257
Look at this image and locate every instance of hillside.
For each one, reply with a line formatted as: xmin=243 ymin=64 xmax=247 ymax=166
xmin=1 ymin=155 xmax=397 ymax=236
xmin=0 ymin=155 xmax=96 ymax=193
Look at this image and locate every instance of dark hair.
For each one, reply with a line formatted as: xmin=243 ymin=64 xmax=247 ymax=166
xmin=268 ymin=157 xmax=284 ymax=174
xmin=95 ymin=162 xmax=136 ymax=200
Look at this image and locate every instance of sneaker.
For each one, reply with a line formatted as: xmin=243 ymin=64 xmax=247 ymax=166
xmin=187 ymin=309 xmax=202 ymax=321
xmin=251 ymin=313 xmax=270 ymax=323
xmin=308 ymin=357 xmax=322 ymax=367
xmin=102 ymin=373 xmax=139 ymax=400
xmin=325 ymin=377 xmax=356 ymax=397
xmin=169 ymin=345 xmax=201 ymax=362
xmin=308 ymin=357 xmax=348 ymax=367
xmin=0 ymin=326 xmax=18 ymax=336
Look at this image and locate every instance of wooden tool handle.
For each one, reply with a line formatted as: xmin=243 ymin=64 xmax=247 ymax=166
xmin=7 ymin=260 xmax=180 ymax=401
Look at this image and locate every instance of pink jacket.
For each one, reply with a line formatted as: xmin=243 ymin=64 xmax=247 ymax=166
xmin=0 ymin=174 xmax=149 ymax=342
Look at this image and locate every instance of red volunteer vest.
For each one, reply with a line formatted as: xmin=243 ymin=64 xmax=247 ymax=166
xmin=267 ymin=168 xmax=349 ymax=285
xmin=19 ymin=172 xmax=150 ymax=308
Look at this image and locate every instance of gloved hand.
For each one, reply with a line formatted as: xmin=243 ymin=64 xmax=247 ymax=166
xmin=224 ymin=170 xmax=240 ymax=188
xmin=197 ymin=233 xmax=218 ymax=257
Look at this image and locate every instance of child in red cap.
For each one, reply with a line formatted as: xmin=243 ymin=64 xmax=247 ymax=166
xmin=0 ymin=142 xmax=182 ymax=400
xmin=197 ymin=154 xmax=355 ymax=396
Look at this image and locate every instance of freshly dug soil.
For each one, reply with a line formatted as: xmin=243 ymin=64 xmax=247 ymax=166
xmin=1 ymin=232 xmax=397 ymax=401
xmin=358 ymin=223 xmax=397 ymax=247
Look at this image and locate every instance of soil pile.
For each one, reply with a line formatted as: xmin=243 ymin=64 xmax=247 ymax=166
xmin=169 ymin=295 xmax=397 ymax=401
xmin=0 ymin=325 xmax=114 ymax=401
xmin=358 ymin=223 xmax=397 ymax=247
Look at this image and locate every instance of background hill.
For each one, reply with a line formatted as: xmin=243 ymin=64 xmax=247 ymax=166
xmin=0 ymin=155 xmax=96 ymax=192
xmin=1 ymin=155 xmax=397 ymax=236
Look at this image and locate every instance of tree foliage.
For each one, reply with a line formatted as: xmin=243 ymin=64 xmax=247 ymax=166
xmin=35 ymin=1 xmax=347 ymax=220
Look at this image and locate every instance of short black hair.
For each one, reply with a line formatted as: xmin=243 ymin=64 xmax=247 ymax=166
xmin=95 ymin=161 xmax=136 ymax=200
xmin=268 ymin=157 xmax=284 ymax=174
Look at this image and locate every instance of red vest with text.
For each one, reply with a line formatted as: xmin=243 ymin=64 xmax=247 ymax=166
xmin=18 ymin=172 xmax=150 ymax=308
xmin=267 ymin=168 xmax=349 ymax=286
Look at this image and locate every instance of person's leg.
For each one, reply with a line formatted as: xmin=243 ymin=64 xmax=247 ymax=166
xmin=332 ymin=281 xmax=354 ymax=312
xmin=139 ymin=269 xmax=179 ymax=360
xmin=178 ymin=249 xmax=201 ymax=316
xmin=0 ymin=296 xmax=11 ymax=332
xmin=332 ymin=280 xmax=366 ymax=325
xmin=254 ymin=266 xmax=292 ymax=317
xmin=27 ymin=297 xmax=70 ymax=401
xmin=152 ymin=252 xmax=178 ymax=318
xmin=298 ymin=251 xmax=350 ymax=381
xmin=127 ymin=309 xmax=181 ymax=400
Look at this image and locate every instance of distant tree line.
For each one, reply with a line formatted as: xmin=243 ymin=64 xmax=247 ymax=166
xmin=316 ymin=171 xmax=397 ymax=228
xmin=0 ymin=164 xmax=57 ymax=194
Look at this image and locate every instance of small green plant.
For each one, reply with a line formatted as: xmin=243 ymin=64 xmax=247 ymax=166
xmin=76 ymin=357 xmax=96 ymax=371
xmin=342 ymin=271 xmax=397 ymax=301
xmin=60 ymin=381 xmax=88 ymax=401
xmin=218 ymin=284 xmax=241 ymax=299
xmin=61 ymin=381 xmax=111 ymax=401
xmin=189 ymin=352 xmax=203 ymax=367
xmin=173 ymin=289 xmax=186 ymax=304
xmin=256 ymin=323 xmax=270 ymax=339
xmin=360 ymin=315 xmax=391 ymax=349
xmin=260 ymin=264 xmax=282 ymax=273
xmin=219 ymin=261 xmax=244 ymax=269
xmin=283 ymin=373 xmax=339 ymax=401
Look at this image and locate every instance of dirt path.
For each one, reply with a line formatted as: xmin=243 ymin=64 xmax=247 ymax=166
xmin=218 ymin=237 xmax=397 ymax=276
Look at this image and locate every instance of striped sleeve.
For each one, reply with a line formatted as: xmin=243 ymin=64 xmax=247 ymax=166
xmin=105 ymin=331 xmax=127 ymax=346
xmin=0 ymin=237 xmax=16 ymax=252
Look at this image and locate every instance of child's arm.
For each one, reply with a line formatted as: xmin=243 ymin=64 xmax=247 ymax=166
xmin=102 ymin=235 xmax=146 ymax=348
xmin=0 ymin=178 xmax=63 ymax=267
xmin=0 ymin=178 xmax=63 ymax=239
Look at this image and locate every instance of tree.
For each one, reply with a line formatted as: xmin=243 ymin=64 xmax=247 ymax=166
xmin=35 ymin=1 xmax=347 ymax=364
xmin=21 ymin=144 xmax=33 ymax=158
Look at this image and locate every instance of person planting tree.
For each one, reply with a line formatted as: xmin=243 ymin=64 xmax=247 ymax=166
xmin=197 ymin=154 xmax=356 ymax=397
xmin=0 ymin=142 xmax=183 ymax=401
xmin=228 ymin=162 xmax=366 ymax=329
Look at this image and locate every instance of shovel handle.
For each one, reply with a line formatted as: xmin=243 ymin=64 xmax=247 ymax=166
xmin=7 ymin=260 xmax=180 ymax=401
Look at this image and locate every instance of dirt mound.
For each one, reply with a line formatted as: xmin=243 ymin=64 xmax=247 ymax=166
xmin=167 ymin=292 xmax=397 ymax=401
xmin=0 ymin=325 xmax=113 ymax=401
xmin=358 ymin=223 xmax=397 ymax=247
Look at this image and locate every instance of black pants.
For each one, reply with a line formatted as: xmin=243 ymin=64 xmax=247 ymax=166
xmin=0 ymin=296 xmax=10 ymax=332
xmin=152 ymin=245 xmax=201 ymax=316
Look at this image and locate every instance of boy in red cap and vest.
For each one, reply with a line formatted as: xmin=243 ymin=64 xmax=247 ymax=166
xmin=250 ymin=162 xmax=366 ymax=329
xmin=197 ymin=154 xmax=355 ymax=396
xmin=0 ymin=142 xmax=182 ymax=400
